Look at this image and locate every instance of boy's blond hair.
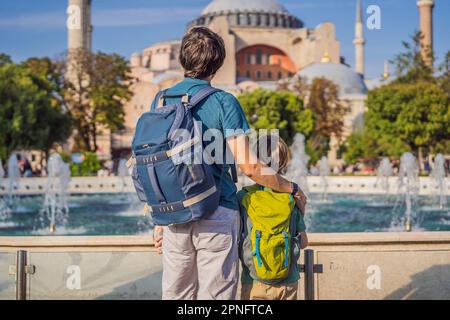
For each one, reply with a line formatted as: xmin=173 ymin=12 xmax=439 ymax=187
xmin=257 ymin=135 xmax=291 ymax=175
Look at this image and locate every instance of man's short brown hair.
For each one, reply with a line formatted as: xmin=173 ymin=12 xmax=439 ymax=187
xmin=179 ymin=27 xmax=226 ymax=79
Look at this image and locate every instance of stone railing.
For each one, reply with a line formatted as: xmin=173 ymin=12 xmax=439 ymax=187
xmin=1 ymin=176 xmax=448 ymax=196
xmin=1 ymin=232 xmax=449 ymax=300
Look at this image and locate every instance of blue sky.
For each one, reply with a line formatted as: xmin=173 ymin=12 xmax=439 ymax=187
xmin=0 ymin=0 xmax=448 ymax=79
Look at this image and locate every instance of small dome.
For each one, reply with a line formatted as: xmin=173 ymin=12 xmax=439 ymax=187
xmin=295 ymin=63 xmax=368 ymax=96
xmin=202 ymin=0 xmax=289 ymax=15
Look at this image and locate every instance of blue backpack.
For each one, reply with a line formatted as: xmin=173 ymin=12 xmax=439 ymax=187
xmin=128 ymin=86 xmax=236 ymax=226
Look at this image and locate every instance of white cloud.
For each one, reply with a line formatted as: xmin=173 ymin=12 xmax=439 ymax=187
xmin=0 ymin=12 xmax=65 ymax=29
xmin=94 ymin=7 xmax=201 ymax=27
xmin=0 ymin=7 xmax=201 ymax=29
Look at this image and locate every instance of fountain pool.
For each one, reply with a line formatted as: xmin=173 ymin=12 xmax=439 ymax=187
xmin=0 ymin=192 xmax=448 ymax=236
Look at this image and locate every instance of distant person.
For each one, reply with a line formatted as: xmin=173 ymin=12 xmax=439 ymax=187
xmin=310 ymin=165 xmax=319 ymax=176
xmin=23 ymin=159 xmax=33 ymax=177
xmin=152 ymin=27 xmax=307 ymax=300
xmin=424 ymin=160 xmax=431 ymax=175
xmin=238 ymin=135 xmax=308 ymax=300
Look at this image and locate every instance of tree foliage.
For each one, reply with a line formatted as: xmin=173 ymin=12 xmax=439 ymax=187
xmin=70 ymin=152 xmax=101 ymax=177
xmin=0 ymin=57 xmax=71 ymax=161
xmin=391 ymin=32 xmax=434 ymax=84
xmin=288 ymin=77 xmax=350 ymax=163
xmin=344 ymin=82 xmax=450 ymax=163
xmin=58 ymin=49 xmax=133 ymax=152
xmin=238 ymin=89 xmax=314 ymax=145
xmin=344 ymin=32 xmax=450 ymax=164
xmin=0 ymin=53 xmax=12 ymax=67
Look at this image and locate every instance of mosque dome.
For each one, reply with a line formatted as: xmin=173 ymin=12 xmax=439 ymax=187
xmin=295 ymin=63 xmax=368 ymax=96
xmin=202 ymin=0 xmax=289 ymax=15
xmin=189 ymin=0 xmax=303 ymax=29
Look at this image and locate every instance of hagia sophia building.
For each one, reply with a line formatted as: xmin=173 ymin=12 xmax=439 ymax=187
xmin=66 ymin=0 xmax=435 ymax=166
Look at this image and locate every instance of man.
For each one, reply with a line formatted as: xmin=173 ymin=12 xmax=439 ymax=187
xmin=154 ymin=27 xmax=307 ymax=300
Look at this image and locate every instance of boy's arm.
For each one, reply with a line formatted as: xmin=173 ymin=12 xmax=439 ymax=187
xmin=227 ymin=134 xmax=308 ymax=213
xmin=294 ymin=206 xmax=308 ymax=249
xmin=220 ymin=94 xmax=307 ymax=211
xmin=295 ymin=206 xmax=307 ymax=233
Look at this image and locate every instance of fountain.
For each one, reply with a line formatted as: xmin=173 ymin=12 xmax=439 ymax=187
xmin=397 ymin=152 xmax=420 ymax=232
xmin=431 ymin=154 xmax=447 ymax=209
xmin=40 ymin=154 xmax=71 ymax=233
xmin=7 ymin=154 xmax=20 ymax=208
xmin=376 ymin=157 xmax=393 ymax=194
xmin=287 ymin=134 xmax=310 ymax=196
xmin=319 ymin=156 xmax=330 ymax=201
xmin=118 ymin=159 xmax=129 ymax=192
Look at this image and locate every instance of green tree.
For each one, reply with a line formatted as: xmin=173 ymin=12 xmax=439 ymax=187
xmin=390 ymin=32 xmax=434 ymax=84
xmin=238 ymin=89 xmax=314 ymax=145
xmin=437 ymin=51 xmax=450 ymax=96
xmin=60 ymin=49 xmax=132 ymax=152
xmin=345 ymin=82 xmax=450 ymax=163
xmin=0 ymin=53 xmax=12 ymax=67
xmin=0 ymin=61 xmax=72 ymax=161
xmin=70 ymin=152 xmax=101 ymax=176
xmin=287 ymin=77 xmax=349 ymax=163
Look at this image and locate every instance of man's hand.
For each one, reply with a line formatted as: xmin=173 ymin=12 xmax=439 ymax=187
xmin=153 ymin=226 xmax=163 ymax=255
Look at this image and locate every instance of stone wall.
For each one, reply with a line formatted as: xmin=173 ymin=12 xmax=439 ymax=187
xmin=1 ymin=232 xmax=449 ymax=300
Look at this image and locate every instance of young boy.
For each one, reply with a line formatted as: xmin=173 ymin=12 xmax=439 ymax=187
xmin=238 ymin=135 xmax=308 ymax=300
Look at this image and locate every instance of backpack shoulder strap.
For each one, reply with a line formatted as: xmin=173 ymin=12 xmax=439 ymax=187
xmin=150 ymin=89 xmax=168 ymax=111
xmin=186 ymin=86 xmax=221 ymax=110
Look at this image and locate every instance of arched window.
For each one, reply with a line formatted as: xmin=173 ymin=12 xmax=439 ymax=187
xmin=256 ymin=49 xmax=263 ymax=65
xmin=236 ymin=45 xmax=297 ymax=82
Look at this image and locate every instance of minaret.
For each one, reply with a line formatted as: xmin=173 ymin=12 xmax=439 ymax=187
xmin=67 ymin=0 xmax=92 ymax=52
xmin=353 ymin=0 xmax=365 ymax=77
xmin=417 ymin=0 xmax=434 ymax=67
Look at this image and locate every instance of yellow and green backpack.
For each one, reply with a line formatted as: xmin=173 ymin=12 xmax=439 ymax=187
xmin=238 ymin=185 xmax=301 ymax=285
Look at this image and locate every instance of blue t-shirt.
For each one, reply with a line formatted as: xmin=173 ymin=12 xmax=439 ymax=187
xmin=162 ymin=77 xmax=250 ymax=211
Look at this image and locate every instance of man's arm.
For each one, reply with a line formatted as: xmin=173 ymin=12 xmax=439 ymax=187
xmin=227 ymin=134 xmax=293 ymax=193
xmin=227 ymin=134 xmax=307 ymax=214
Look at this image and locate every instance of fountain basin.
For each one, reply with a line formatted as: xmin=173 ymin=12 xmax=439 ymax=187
xmin=0 ymin=192 xmax=448 ymax=236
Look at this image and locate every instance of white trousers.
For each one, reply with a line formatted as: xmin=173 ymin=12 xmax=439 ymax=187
xmin=162 ymin=206 xmax=240 ymax=300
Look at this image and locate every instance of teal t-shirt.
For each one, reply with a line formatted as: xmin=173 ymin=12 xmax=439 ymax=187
xmin=161 ymin=77 xmax=250 ymax=211
xmin=237 ymin=189 xmax=306 ymax=285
